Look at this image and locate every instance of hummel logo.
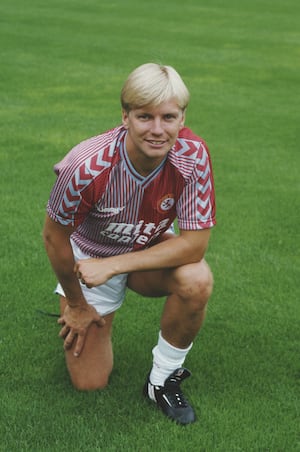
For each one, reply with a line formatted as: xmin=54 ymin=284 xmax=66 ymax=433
xmin=97 ymin=206 xmax=125 ymax=214
xmin=162 ymin=394 xmax=172 ymax=407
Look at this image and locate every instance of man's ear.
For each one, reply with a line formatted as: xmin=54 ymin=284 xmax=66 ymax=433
xmin=180 ymin=109 xmax=186 ymax=129
xmin=122 ymin=109 xmax=129 ymax=129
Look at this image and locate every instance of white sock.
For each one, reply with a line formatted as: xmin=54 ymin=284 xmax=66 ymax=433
xmin=149 ymin=331 xmax=193 ymax=387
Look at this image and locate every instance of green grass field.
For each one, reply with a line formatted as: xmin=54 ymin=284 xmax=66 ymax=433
xmin=1 ymin=0 xmax=299 ymax=450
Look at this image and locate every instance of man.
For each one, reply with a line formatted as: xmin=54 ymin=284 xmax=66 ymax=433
xmin=43 ymin=63 xmax=216 ymax=425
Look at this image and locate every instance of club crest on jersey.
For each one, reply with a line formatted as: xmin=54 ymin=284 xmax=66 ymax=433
xmin=157 ymin=194 xmax=175 ymax=213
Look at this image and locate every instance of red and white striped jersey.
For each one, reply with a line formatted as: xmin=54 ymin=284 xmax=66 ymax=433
xmin=47 ymin=125 xmax=216 ymax=258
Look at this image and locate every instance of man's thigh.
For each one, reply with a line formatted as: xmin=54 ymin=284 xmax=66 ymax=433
xmin=127 ymin=259 xmax=210 ymax=298
xmin=127 ymin=269 xmax=171 ymax=297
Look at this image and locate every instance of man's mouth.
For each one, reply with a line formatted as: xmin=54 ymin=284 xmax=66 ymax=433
xmin=146 ymin=140 xmax=166 ymax=146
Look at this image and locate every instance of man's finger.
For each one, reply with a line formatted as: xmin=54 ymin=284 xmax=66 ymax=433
xmin=74 ymin=262 xmax=85 ymax=280
xmin=73 ymin=331 xmax=86 ymax=357
xmin=96 ymin=317 xmax=106 ymax=328
xmin=59 ymin=324 xmax=70 ymax=338
xmin=64 ymin=331 xmax=76 ymax=350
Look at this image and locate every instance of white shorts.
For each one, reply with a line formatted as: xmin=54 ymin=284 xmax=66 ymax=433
xmin=55 ymin=239 xmax=128 ymax=316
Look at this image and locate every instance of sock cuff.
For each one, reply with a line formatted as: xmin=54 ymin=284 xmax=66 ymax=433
xmin=150 ymin=332 xmax=193 ymax=386
xmin=158 ymin=330 xmax=193 ymax=359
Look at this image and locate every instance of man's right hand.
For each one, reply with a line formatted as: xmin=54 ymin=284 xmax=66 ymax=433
xmin=58 ymin=304 xmax=106 ymax=357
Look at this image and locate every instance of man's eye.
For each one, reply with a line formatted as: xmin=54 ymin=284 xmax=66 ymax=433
xmin=164 ymin=114 xmax=176 ymax=120
xmin=138 ymin=114 xmax=150 ymax=120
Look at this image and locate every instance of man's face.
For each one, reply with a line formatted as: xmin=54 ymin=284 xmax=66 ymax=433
xmin=122 ymin=99 xmax=185 ymax=176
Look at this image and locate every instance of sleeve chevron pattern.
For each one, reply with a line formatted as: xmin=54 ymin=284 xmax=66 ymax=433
xmin=171 ymin=129 xmax=216 ymax=230
xmin=47 ymin=127 xmax=123 ymax=227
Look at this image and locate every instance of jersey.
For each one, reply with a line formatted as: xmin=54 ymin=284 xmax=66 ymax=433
xmin=47 ymin=125 xmax=216 ymax=258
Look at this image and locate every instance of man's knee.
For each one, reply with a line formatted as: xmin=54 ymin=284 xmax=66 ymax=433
xmin=70 ymin=369 xmax=111 ymax=391
xmin=172 ymin=260 xmax=213 ymax=304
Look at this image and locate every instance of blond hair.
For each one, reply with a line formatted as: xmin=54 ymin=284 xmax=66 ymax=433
xmin=121 ymin=63 xmax=190 ymax=112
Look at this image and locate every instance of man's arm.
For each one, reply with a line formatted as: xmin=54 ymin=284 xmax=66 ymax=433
xmin=43 ymin=215 xmax=105 ymax=356
xmin=43 ymin=215 xmax=86 ymax=307
xmin=74 ymin=228 xmax=211 ymax=288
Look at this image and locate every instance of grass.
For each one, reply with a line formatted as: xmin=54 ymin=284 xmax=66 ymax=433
xmin=1 ymin=0 xmax=299 ymax=450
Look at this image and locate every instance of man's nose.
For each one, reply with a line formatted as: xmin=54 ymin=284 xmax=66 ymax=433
xmin=151 ymin=118 xmax=163 ymax=134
